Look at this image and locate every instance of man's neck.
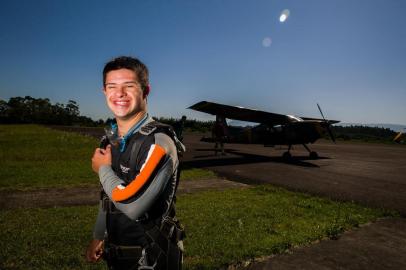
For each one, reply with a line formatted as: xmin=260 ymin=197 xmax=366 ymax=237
xmin=116 ymin=111 xmax=147 ymax=137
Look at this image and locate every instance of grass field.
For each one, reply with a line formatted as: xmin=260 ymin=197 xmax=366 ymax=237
xmin=0 ymin=125 xmax=398 ymax=269
xmin=0 ymin=186 xmax=393 ymax=270
xmin=0 ymin=125 xmax=97 ymax=190
xmin=0 ymin=125 xmax=214 ymax=190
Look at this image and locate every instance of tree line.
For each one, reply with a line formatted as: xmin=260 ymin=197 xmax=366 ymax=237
xmin=331 ymin=125 xmax=397 ymax=142
xmin=0 ymin=96 xmax=104 ymax=126
xmin=156 ymin=117 xmax=213 ymax=133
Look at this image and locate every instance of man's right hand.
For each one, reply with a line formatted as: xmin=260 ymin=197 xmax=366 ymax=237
xmin=92 ymin=145 xmax=112 ymax=173
xmin=86 ymin=239 xmax=104 ymax=262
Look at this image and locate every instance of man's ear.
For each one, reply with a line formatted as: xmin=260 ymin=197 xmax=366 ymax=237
xmin=143 ymin=84 xmax=151 ymax=98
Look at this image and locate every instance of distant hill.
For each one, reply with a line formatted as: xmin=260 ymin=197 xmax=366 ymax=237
xmin=338 ymin=123 xmax=406 ymax=132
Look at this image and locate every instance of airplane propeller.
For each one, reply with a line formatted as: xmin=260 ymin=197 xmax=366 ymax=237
xmin=317 ymin=103 xmax=336 ymax=143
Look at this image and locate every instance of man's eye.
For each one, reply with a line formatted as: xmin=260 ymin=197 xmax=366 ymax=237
xmin=106 ymin=86 xmax=117 ymax=91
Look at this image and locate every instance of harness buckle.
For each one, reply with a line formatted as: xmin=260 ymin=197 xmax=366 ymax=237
xmin=138 ymin=248 xmax=157 ymax=270
xmin=102 ymin=195 xmax=119 ymax=213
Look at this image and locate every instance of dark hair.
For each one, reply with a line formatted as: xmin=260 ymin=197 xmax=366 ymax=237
xmin=103 ymin=56 xmax=149 ymax=91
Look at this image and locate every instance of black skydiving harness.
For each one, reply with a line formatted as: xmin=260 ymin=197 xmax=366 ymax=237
xmin=99 ymin=121 xmax=186 ymax=270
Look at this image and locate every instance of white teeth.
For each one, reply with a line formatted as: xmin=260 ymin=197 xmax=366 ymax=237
xmin=114 ymin=101 xmax=129 ymax=106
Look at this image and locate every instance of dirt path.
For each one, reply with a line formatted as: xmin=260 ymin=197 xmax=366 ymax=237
xmin=0 ymin=178 xmax=248 ymax=210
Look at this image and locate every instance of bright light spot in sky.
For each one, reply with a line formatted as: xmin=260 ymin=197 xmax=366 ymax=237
xmin=279 ymin=9 xmax=290 ymax=22
xmin=262 ymin=37 xmax=272 ymax=47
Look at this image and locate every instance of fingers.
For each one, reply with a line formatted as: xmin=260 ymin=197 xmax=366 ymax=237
xmin=105 ymin=144 xmax=111 ymax=154
xmin=85 ymin=249 xmax=97 ymax=262
xmin=92 ymin=145 xmax=112 ymax=173
xmin=85 ymin=240 xmax=104 ymax=263
xmin=93 ymin=149 xmax=105 ymax=162
xmin=96 ymin=145 xmax=111 ymax=155
xmin=94 ymin=145 xmax=111 ymax=155
xmin=95 ymin=249 xmax=103 ymax=262
xmin=102 ymin=145 xmax=112 ymax=160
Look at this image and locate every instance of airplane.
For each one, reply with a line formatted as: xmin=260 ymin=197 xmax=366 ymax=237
xmin=188 ymin=101 xmax=340 ymax=159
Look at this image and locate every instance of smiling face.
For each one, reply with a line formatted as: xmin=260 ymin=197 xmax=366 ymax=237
xmin=103 ymin=68 xmax=147 ymax=122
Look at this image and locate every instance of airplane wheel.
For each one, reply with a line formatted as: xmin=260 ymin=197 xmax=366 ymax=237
xmin=282 ymin=151 xmax=292 ymax=160
xmin=309 ymin=151 xmax=318 ymax=159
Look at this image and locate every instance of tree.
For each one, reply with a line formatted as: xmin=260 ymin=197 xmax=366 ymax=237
xmin=0 ymin=96 xmax=99 ymax=126
xmin=0 ymin=99 xmax=10 ymax=123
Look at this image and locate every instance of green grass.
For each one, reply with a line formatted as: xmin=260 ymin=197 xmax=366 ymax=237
xmin=178 ymin=186 xmax=395 ymax=269
xmin=0 ymin=186 xmax=395 ymax=270
xmin=0 ymin=125 xmax=216 ymax=190
xmin=0 ymin=206 xmax=103 ymax=270
xmin=180 ymin=167 xmax=217 ymax=181
xmin=0 ymin=125 xmax=99 ymax=190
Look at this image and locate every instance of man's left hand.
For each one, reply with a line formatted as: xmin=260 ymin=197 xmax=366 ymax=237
xmin=92 ymin=145 xmax=112 ymax=173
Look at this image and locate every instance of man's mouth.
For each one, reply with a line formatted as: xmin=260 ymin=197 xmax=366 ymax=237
xmin=113 ymin=100 xmax=130 ymax=107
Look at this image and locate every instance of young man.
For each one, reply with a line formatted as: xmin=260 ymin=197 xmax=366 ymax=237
xmin=86 ymin=56 xmax=185 ymax=269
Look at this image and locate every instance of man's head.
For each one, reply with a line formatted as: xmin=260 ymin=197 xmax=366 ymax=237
xmin=103 ymin=56 xmax=150 ymax=122
xmin=103 ymin=56 xmax=150 ymax=94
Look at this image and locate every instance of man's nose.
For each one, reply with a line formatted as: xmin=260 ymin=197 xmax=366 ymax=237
xmin=114 ymin=85 xmax=126 ymax=97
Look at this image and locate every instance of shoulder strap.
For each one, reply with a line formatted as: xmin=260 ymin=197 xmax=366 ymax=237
xmin=140 ymin=121 xmax=186 ymax=154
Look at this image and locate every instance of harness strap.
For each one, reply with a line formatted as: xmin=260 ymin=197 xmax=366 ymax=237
xmin=105 ymin=244 xmax=143 ymax=259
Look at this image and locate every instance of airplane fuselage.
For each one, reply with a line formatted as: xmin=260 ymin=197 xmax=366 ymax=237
xmin=224 ymin=121 xmax=325 ymax=146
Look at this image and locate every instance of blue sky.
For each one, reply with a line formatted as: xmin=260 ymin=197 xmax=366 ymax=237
xmin=1 ymin=0 xmax=405 ymax=125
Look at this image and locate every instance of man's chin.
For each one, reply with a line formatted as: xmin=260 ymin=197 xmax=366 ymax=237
xmin=111 ymin=108 xmax=132 ymax=117
xmin=114 ymin=114 xmax=132 ymax=121
xmin=114 ymin=111 xmax=142 ymax=121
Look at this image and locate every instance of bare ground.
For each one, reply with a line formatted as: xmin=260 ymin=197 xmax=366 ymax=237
xmin=0 ymin=178 xmax=248 ymax=209
xmin=181 ymin=133 xmax=406 ymax=216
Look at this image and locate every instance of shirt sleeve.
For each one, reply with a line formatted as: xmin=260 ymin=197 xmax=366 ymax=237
xmin=99 ymin=157 xmax=174 ymax=220
xmin=92 ymin=200 xmax=106 ymax=240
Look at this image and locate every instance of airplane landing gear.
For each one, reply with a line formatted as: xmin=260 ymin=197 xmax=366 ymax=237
xmin=309 ymin=151 xmax=318 ymax=159
xmin=303 ymin=144 xmax=319 ymax=159
xmin=282 ymin=144 xmax=292 ymax=160
xmin=282 ymin=151 xmax=292 ymax=160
